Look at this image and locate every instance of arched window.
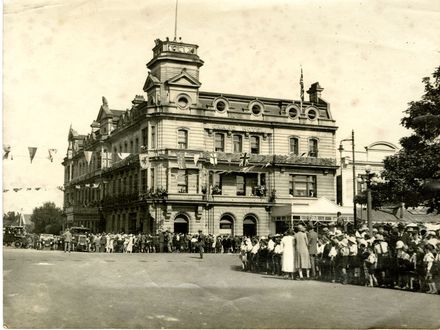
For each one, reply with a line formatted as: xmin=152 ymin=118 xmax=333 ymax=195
xmin=250 ymin=136 xmax=260 ymax=154
xmin=177 ymin=129 xmax=188 ymax=149
xmin=289 ymin=137 xmax=299 ymax=155
xmin=233 ymin=134 xmax=242 ymax=153
xmin=174 ymin=214 xmax=189 ymax=234
xmin=308 ymin=138 xmax=318 ymax=157
xmin=219 ymin=214 xmax=234 ymax=236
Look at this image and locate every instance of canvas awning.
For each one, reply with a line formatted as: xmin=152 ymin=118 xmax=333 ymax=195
xmin=271 ymin=197 xmax=353 ymax=220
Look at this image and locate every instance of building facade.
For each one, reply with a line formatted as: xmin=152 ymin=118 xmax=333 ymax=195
xmin=62 ymin=38 xmax=339 ymax=235
xmin=336 ymin=141 xmax=398 ymax=207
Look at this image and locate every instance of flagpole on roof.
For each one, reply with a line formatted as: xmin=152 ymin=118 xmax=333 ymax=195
xmin=174 ymin=0 xmax=179 ymax=41
xmin=300 ymin=66 xmax=304 ymax=113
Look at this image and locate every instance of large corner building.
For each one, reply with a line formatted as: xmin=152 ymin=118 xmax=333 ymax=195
xmin=62 ymin=38 xmax=342 ymax=236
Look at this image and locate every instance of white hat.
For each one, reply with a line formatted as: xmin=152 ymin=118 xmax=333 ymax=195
xmin=396 ymin=240 xmax=405 ymax=249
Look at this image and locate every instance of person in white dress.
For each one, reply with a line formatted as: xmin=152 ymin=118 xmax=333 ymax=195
xmin=281 ymin=229 xmax=295 ymax=279
xmin=126 ymin=234 xmax=134 ymax=253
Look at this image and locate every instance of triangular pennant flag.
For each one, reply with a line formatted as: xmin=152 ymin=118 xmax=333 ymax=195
xmin=3 ymin=144 xmax=11 ymax=160
xmin=48 ymin=149 xmax=57 ymax=162
xmin=84 ymin=151 xmax=93 ymax=165
xmin=193 ymin=153 xmax=200 ymax=166
xmin=177 ymin=152 xmax=186 ymax=169
xmin=209 ymin=152 xmax=218 ymax=165
xmin=92 ymin=183 xmax=100 ymax=189
xmin=26 ymin=188 xmax=32 ymax=191
xmin=139 ymin=153 xmax=150 ymax=169
xmin=13 ymin=188 xmax=22 ymax=192
xmin=3 ymin=189 xmax=9 ymax=193
xmin=85 ymin=184 xmax=91 ymax=188
xmin=239 ymin=152 xmax=250 ymax=167
xmin=75 ymin=185 xmax=81 ymax=189
xmin=28 ymin=147 xmax=37 ymax=163
xmin=35 ymin=187 xmax=41 ymax=191
xmin=117 ymin=152 xmax=130 ymax=160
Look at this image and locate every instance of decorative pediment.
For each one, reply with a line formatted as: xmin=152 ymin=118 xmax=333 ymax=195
xmin=166 ymin=69 xmax=201 ymax=88
xmin=96 ymin=96 xmax=112 ymax=122
xmin=143 ymin=73 xmax=161 ymax=92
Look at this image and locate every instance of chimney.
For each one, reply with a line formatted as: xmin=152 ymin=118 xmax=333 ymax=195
xmin=307 ymin=82 xmax=324 ymax=103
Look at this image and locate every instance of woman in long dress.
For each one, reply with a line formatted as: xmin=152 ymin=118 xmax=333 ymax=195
xmin=295 ymin=225 xmax=311 ymax=279
xmin=126 ymin=234 xmax=134 ymax=253
xmin=281 ymin=229 xmax=295 ymax=279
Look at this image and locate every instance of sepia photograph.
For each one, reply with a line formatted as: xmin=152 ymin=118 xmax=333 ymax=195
xmin=2 ymin=0 xmax=440 ymax=328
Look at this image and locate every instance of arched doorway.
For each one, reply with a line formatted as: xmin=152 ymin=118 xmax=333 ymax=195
xmin=243 ymin=215 xmax=257 ymax=237
xmin=219 ymin=214 xmax=234 ymax=236
xmin=174 ymin=214 xmax=189 ymax=234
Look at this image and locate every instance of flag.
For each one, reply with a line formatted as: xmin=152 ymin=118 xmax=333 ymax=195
xmin=300 ymin=67 xmax=304 ymax=103
xmin=3 ymin=144 xmax=11 ymax=160
xmin=85 ymin=184 xmax=91 ymax=188
xmin=139 ymin=153 xmax=150 ymax=169
xmin=117 ymin=152 xmax=130 ymax=160
xmin=84 ymin=151 xmax=93 ymax=165
xmin=209 ymin=152 xmax=217 ymax=165
xmin=48 ymin=148 xmax=57 ymax=162
xmin=35 ymin=187 xmax=41 ymax=191
xmin=177 ymin=152 xmax=186 ymax=169
xmin=26 ymin=188 xmax=32 ymax=191
xmin=193 ymin=153 xmax=200 ymax=166
xmin=242 ymin=166 xmax=255 ymax=173
xmin=92 ymin=183 xmax=100 ymax=189
xmin=13 ymin=188 xmax=22 ymax=192
xmin=28 ymin=147 xmax=37 ymax=163
xmin=239 ymin=152 xmax=250 ymax=167
xmin=3 ymin=189 xmax=9 ymax=193
xmin=75 ymin=185 xmax=81 ymax=189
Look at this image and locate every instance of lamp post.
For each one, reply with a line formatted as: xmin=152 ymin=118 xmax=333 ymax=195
xmin=338 ymin=130 xmax=357 ymax=228
xmin=357 ymin=165 xmax=379 ymax=234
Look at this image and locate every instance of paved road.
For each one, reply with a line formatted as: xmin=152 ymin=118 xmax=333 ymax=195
xmin=3 ymin=248 xmax=440 ymax=329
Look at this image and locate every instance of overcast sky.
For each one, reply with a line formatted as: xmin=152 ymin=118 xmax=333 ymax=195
xmin=3 ymin=0 xmax=440 ymax=213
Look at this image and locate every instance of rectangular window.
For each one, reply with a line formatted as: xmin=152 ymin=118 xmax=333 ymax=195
xmin=289 ymin=175 xmax=317 ymax=197
xmin=130 ymin=140 xmax=134 ymax=153
xmin=308 ymin=139 xmax=318 ymax=157
xmin=141 ymin=128 xmax=148 ymax=149
xmin=210 ymin=172 xmax=222 ymax=195
xmin=236 ymin=175 xmax=245 ymax=196
xmin=135 ymin=138 xmax=139 ymax=153
xmin=233 ymin=134 xmax=242 ymax=153
xmin=289 ymin=137 xmax=299 ymax=155
xmin=150 ymin=168 xmax=155 ymax=190
xmin=250 ymin=136 xmax=260 ymax=154
xmin=141 ymin=170 xmax=147 ymax=193
xmin=177 ymin=170 xmax=188 ymax=193
xmin=215 ymin=133 xmax=225 ymax=152
xmin=151 ymin=126 xmax=156 ymax=149
xmin=178 ymin=130 xmax=188 ymax=149
xmin=133 ymin=173 xmax=138 ymax=194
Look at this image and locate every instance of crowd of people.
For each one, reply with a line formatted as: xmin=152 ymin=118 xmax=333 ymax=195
xmin=238 ymin=222 xmax=440 ymax=295
xmin=33 ymin=221 xmax=440 ymax=295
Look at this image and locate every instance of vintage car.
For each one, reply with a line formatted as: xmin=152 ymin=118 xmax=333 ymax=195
xmin=39 ymin=233 xmax=55 ymax=249
xmin=3 ymin=226 xmax=27 ymax=248
xmin=70 ymin=227 xmax=90 ymax=252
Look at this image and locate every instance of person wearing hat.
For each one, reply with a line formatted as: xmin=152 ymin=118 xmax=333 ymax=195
xmin=281 ymin=229 xmax=295 ymax=279
xmin=373 ymin=234 xmax=390 ymax=287
xmin=395 ymin=240 xmax=411 ymax=290
xmin=348 ymin=236 xmax=361 ymax=285
xmin=423 ymin=244 xmax=438 ymax=294
xmin=307 ymin=224 xmax=318 ymax=279
xmin=337 ymin=238 xmax=350 ymax=284
xmin=197 ymin=230 xmax=205 ymax=259
xmin=295 ymin=225 xmax=311 ymax=280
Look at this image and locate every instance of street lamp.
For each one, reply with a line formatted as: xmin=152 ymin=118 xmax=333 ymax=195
xmin=357 ymin=165 xmax=380 ymax=234
xmin=338 ymin=130 xmax=357 ymax=228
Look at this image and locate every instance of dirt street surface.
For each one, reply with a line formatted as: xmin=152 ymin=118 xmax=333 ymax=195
xmin=3 ymin=248 xmax=440 ymax=329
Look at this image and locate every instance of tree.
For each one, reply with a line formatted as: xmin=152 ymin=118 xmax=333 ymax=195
xmin=3 ymin=211 xmax=20 ymax=227
xmin=379 ymin=66 xmax=440 ymax=213
xmin=30 ymin=202 xmax=64 ymax=234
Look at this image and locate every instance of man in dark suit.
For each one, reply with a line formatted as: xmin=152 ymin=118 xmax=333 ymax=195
xmin=307 ymin=224 xmax=318 ymax=278
xmin=198 ymin=230 xmax=205 ymax=259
